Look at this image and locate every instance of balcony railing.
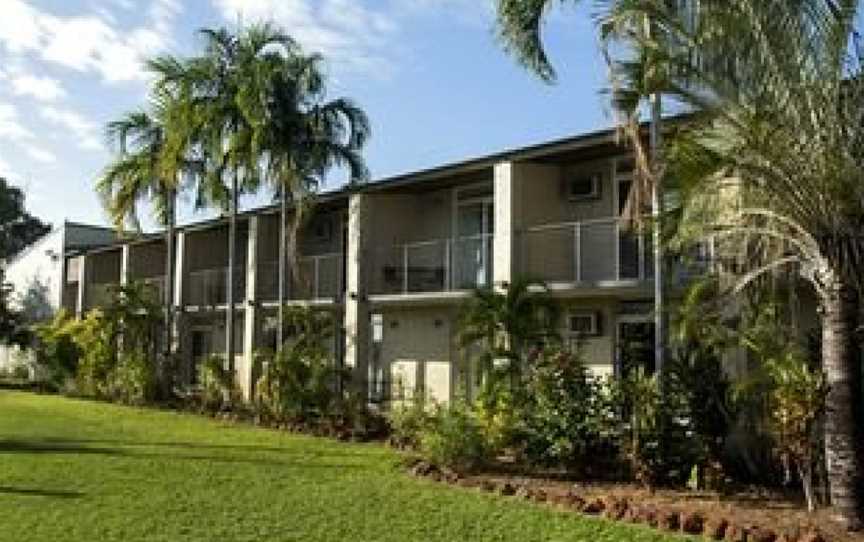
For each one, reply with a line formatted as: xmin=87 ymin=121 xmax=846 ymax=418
xmin=256 ymin=253 xmax=343 ymax=302
xmin=520 ymin=218 xmax=654 ymax=284
xmin=370 ymin=233 xmax=493 ymax=295
xmin=86 ymin=283 xmax=117 ymax=310
xmin=187 ymin=266 xmax=246 ymax=306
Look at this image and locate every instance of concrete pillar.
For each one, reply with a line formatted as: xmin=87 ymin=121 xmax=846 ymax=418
xmin=75 ymin=255 xmax=87 ymax=318
xmin=172 ymin=231 xmax=186 ymax=364
xmin=120 ymin=244 xmax=130 ymax=286
xmin=241 ymin=216 xmax=259 ymax=400
xmin=344 ymin=193 xmax=370 ymax=398
xmin=493 ymin=161 xmax=522 ymax=288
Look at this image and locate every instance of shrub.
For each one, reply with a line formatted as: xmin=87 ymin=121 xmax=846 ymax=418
xmin=388 ymin=396 xmax=430 ymax=449
xmin=109 ymin=349 xmax=157 ymax=405
xmin=254 ymin=307 xmax=347 ymax=424
xmin=418 ymin=400 xmax=489 ymax=473
xmin=520 ymin=348 xmax=611 ymax=470
xmin=473 ymin=372 xmax=526 ymax=455
xmin=32 ymin=310 xmax=82 ymax=390
xmin=199 ymin=354 xmax=239 ymax=412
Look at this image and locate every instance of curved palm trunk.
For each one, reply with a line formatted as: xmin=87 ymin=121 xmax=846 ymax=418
xmin=821 ymin=278 xmax=863 ymax=530
xmin=164 ymin=189 xmax=176 ymax=394
xmin=225 ymin=170 xmax=238 ymax=379
xmin=277 ymin=189 xmax=287 ymax=351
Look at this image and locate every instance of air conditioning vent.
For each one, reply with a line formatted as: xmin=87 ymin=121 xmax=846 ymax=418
xmin=568 ymin=311 xmax=600 ymax=336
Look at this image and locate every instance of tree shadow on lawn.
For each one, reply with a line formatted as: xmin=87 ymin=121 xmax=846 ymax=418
xmin=0 ymin=486 xmax=84 ymax=499
xmin=33 ymin=437 xmax=375 ymax=458
xmin=0 ymin=439 xmax=363 ymax=470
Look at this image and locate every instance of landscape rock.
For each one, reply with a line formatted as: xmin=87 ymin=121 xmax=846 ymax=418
xmin=724 ymin=522 xmax=749 ymax=542
xmin=479 ymin=480 xmax=496 ymax=492
xmin=514 ymin=486 xmax=531 ymax=500
xmin=582 ymin=498 xmax=605 ymax=515
xmin=749 ymin=526 xmax=777 ymax=542
xmin=531 ymin=488 xmax=548 ymax=503
xmin=680 ymin=510 xmax=705 ymax=534
xmin=798 ymin=531 xmax=825 ymax=542
xmin=704 ymin=517 xmax=730 ymax=540
xmin=658 ymin=510 xmax=680 ymax=531
xmin=498 ymin=482 xmax=517 ymax=496
xmin=602 ymin=497 xmax=628 ymax=521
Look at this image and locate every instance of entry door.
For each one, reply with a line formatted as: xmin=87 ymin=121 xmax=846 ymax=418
xmin=455 ymin=200 xmax=494 ymax=289
xmin=616 ymin=319 xmax=656 ymax=377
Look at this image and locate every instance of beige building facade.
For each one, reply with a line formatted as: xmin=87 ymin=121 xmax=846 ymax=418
xmin=63 ymin=127 xmax=680 ymax=403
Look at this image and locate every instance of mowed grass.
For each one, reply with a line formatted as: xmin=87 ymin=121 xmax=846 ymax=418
xmin=0 ymin=391 xmax=687 ymax=542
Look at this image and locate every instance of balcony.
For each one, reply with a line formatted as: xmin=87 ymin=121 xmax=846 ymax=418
xmin=520 ymin=218 xmax=654 ymax=286
xmin=256 ymin=253 xmax=343 ymax=302
xmin=138 ymin=276 xmax=167 ymax=304
xmin=187 ymin=266 xmax=246 ymax=307
xmin=370 ymin=234 xmax=493 ymax=296
xmin=86 ymin=283 xmax=117 ymax=310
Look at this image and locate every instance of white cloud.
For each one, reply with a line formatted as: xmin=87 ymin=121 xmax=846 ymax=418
xmin=0 ymin=0 xmax=183 ymax=84
xmin=213 ymin=0 xmax=399 ymax=75
xmin=39 ymin=105 xmax=102 ymax=151
xmin=23 ymin=144 xmax=57 ymax=164
xmin=9 ymin=73 xmax=66 ymax=102
xmin=0 ymin=103 xmax=34 ymax=140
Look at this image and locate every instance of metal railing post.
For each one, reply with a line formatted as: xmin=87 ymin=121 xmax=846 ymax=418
xmin=314 ymin=257 xmax=321 ymax=299
xmin=443 ymin=240 xmax=451 ymax=291
xmin=402 ymin=245 xmax=409 ymax=294
xmin=574 ymin=223 xmax=582 ymax=282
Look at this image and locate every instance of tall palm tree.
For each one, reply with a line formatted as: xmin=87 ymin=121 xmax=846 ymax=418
xmin=97 ymin=102 xmax=185 ymax=392
xmin=495 ymin=0 xmax=671 ymax=377
xmin=256 ymin=49 xmax=370 ymax=348
xmin=175 ymin=24 xmax=297 ymax=375
xmin=603 ymin=0 xmax=864 ymax=528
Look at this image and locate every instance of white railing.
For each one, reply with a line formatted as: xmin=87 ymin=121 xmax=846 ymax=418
xmin=520 ymin=218 xmax=654 ymax=284
xmin=187 ymin=266 xmax=246 ymax=306
xmin=256 ymin=253 xmax=343 ymax=301
xmin=371 ymin=233 xmax=493 ymax=295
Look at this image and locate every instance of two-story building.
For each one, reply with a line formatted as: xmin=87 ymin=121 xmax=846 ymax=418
xmin=62 ymin=125 xmax=675 ymax=403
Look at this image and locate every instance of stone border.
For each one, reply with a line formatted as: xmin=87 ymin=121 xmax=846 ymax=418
xmin=407 ymin=460 xmax=828 ymax=542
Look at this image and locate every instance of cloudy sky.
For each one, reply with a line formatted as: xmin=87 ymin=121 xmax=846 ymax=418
xmin=0 ymin=0 xmax=609 ymax=229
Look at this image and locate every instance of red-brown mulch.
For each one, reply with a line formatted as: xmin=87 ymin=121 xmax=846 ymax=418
xmin=406 ymin=460 xmax=864 ymax=542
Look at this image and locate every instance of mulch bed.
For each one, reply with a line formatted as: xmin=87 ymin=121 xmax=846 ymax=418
xmin=406 ymin=459 xmax=864 ymax=542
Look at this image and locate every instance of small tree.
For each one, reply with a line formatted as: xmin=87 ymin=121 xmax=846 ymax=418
xmin=766 ymin=351 xmax=827 ymax=512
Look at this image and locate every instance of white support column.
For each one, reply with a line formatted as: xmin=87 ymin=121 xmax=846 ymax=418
xmin=241 ymin=216 xmax=259 ymax=401
xmin=344 ymin=193 xmax=370 ymax=398
xmin=493 ymin=161 xmax=521 ymax=289
xmin=75 ymin=255 xmax=87 ymax=318
xmin=120 ymin=244 xmax=130 ymax=286
xmin=172 ymin=231 xmax=186 ymax=360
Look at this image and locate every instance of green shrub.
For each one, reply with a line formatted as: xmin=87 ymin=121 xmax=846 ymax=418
xmin=418 ymin=400 xmax=489 ymax=473
xmin=473 ymin=371 xmax=526 ymax=455
xmin=254 ymin=307 xmax=346 ymax=424
xmin=388 ymin=396 xmax=430 ymax=449
xmin=520 ymin=348 xmax=612 ymax=471
xmin=32 ymin=310 xmax=82 ymax=390
xmin=199 ymin=354 xmax=239 ymax=412
xmin=110 ymin=350 xmax=156 ymax=405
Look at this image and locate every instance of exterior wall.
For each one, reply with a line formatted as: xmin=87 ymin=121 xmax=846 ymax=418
xmin=4 ymin=228 xmax=63 ymax=321
xmin=377 ymin=306 xmax=457 ymax=404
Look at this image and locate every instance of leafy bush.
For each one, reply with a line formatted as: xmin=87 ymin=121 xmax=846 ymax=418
xmin=32 ymin=310 xmax=82 ymax=390
xmin=254 ymin=307 xmax=347 ymax=424
xmin=520 ymin=348 xmax=611 ymax=471
xmin=388 ymin=396 xmax=430 ymax=449
xmin=110 ymin=349 xmax=157 ymax=405
xmin=473 ymin=373 xmax=525 ymax=455
xmin=199 ymin=354 xmax=239 ymax=412
xmin=418 ymin=400 xmax=489 ymax=473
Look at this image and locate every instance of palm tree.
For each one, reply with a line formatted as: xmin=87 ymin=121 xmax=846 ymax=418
xmin=457 ymin=277 xmax=561 ymax=385
xmin=603 ymin=0 xmax=864 ymax=528
xmin=97 ymin=102 xmax=184 ymax=393
xmin=256 ymin=49 xmax=370 ymax=348
xmin=174 ymin=24 xmax=298 ymax=376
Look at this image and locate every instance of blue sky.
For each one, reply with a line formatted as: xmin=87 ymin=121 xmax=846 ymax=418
xmin=0 ymin=0 xmax=612 ymax=229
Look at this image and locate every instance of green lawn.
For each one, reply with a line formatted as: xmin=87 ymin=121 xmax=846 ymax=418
xmin=0 ymin=391 xmax=686 ymax=542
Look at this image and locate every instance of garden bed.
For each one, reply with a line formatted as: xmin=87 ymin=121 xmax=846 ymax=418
xmin=407 ymin=459 xmax=864 ymax=542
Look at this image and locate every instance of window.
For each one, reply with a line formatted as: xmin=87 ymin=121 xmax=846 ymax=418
xmin=568 ymin=311 xmax=600 ymax=336
xmin=567 ymin=173 xmax=602 ymax=200
xmin=308 ymin=217 xmax=333 ymax=242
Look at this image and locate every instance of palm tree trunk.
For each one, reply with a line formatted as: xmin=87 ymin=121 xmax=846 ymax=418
xmin=277 ymin=188 xmax=286 ymax=351
xmin=821 ymin=277 xmax=863 ymax=530
xmin=226 ymin=170 xmax=237 ymax=378
xmin=164 ymin=189 xmax=176 ymax=393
